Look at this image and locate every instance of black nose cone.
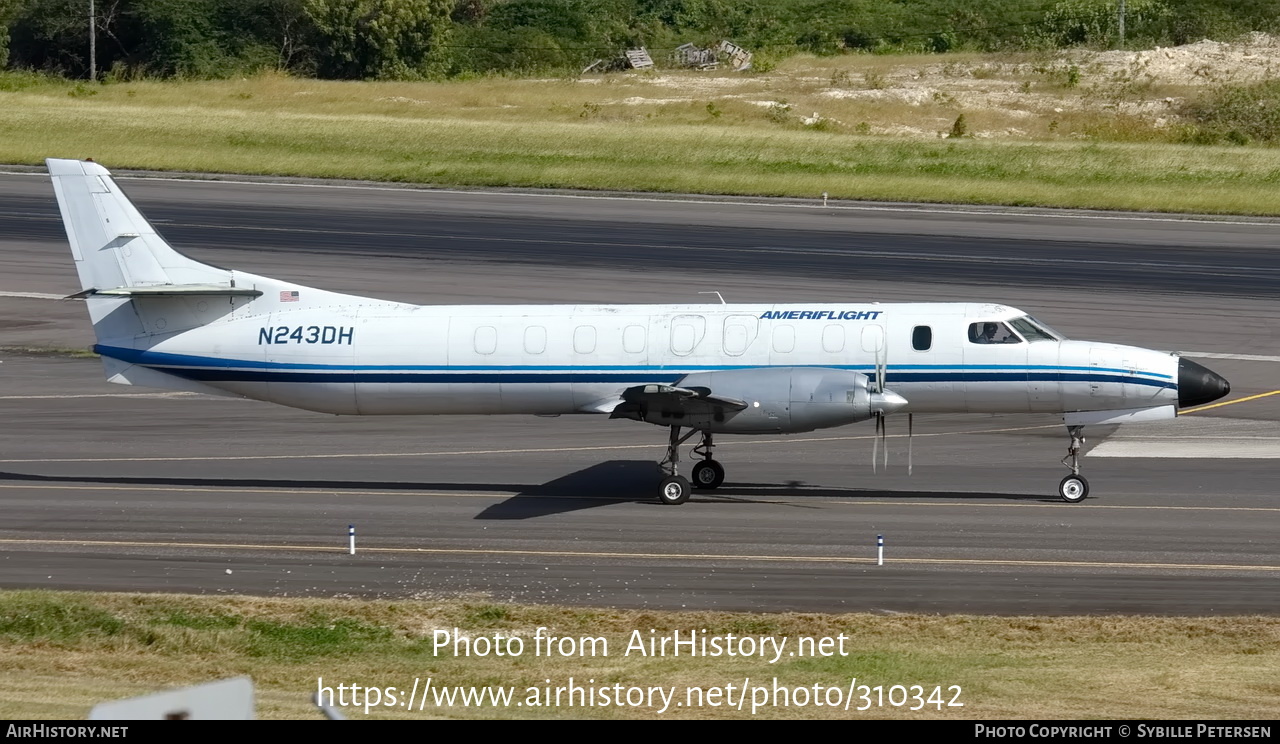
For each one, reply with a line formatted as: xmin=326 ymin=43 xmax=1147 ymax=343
xmin=1178 ymin=357 xmax=1230 ymax=408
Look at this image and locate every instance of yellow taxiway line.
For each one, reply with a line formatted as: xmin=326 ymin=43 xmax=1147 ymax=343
xmin=1180 ymin=389 xmax=1280 ymax=414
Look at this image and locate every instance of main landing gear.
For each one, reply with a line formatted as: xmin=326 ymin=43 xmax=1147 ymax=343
xmin=1058 ymin=424 xmax=1089 ymax=504
xmin=657 ymin=426 xmax=724 ymax=505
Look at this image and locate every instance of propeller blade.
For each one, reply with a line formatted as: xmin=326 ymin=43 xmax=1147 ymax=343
xmin=881 ymin=410 xmax=888 ymax=470
xmin=871 ymin=413 xmax=881 ymax=473
xmin=875 ymin=345 xmax=886 ymax=394
xmin=907 ymin=413 xmax=914 ymax=476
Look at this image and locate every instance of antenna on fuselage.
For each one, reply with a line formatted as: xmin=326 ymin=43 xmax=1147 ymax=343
xmin=697 ymin=291 xmax=727 ymax=305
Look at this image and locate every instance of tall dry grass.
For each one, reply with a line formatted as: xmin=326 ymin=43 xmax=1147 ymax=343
xmin=3 ymin=67 xmax=1279 ymax=213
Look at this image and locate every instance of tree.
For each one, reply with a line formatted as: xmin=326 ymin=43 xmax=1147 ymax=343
xmin=305 ymin=0 xmax=453 ymax=79
xmin=0 ymin=0 xmax=22 ymax=67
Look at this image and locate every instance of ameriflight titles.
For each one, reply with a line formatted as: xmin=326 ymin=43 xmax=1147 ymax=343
xmin=433 ymin=628 xmax=850 ymax=664
xmin=759 ymin=309 xmax=883 ymax=320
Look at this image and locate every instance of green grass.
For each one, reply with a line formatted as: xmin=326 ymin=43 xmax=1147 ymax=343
xmin=0 ymin=346 xmax=98 ymax=359
xmin=2 ymin=71 xmax=1280 ymax=215
xmin=0 ymin=591 xmax=1277 ymax=719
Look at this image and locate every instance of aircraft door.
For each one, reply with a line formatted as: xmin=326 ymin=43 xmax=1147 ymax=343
xmin=722 ymin=315 xmax=759 ymax=357
xmin=670 ymin=314 xmax=706 ymax=357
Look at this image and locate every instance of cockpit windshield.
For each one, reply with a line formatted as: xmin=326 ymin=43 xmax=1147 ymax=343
xmin=1011 ymin=315 xmax=1064 ymax=342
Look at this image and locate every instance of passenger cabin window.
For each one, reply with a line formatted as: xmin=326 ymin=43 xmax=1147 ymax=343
xmin=724 ymin=323 xmax=750 ymax=355
xmin=912 ymin=325 xmax=932 ymax=351
xmin=622 ymin=325 xmax=646 ymax=354
xmin=474 ymin=326 xmax=497 ymax=355
xmin=672 ymin=323 xmax=697 ymax=355
xmin=772 ymin=325 xmax=795 ymax=354
xmin=968 ymin=321 xmax=1022 ymax=345
xmin=524 ymin=326 xmax=546 ymax=355
xmin=670 ymin=314 xmax=706 ymax=356
xmin=821 ymin=325 xmax=845 ymax=353
xmin=573 ymin=325 xmax=597 ymax=354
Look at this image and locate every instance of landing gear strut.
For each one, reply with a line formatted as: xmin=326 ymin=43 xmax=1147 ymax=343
xmin=691 ymin=432 xmax=725 ymax=490
xmin=657 ymin=425 xmax=697 ymax=505
xmin=656 ymin=427 xmax=725 ymax=504
xmin=1058 ymin=425 xmax=1089 ymax=503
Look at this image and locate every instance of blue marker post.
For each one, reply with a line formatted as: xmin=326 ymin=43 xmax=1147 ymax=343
xmin=877 ymin=534 xmax=884 ymax=566
xmin=348 ymin=524 xmax=356 ymax=556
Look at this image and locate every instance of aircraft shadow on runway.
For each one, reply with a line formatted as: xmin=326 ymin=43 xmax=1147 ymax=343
xmin=0 ymin=461 xmax=1052 ymax=521
xmin=475 ymin=461 xmax=1055 ymax=519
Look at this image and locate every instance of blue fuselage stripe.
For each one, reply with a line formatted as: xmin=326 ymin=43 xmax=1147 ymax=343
xmin=142 ymin=367 xmax=1178 ymax=390
xmin=93 ymin=346 xmax=1176 ymax=389
xmin=93 ymin=345 xmax=1174 ymax=380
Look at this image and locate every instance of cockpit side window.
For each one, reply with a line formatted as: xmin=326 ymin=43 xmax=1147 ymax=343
xmin=1009 ymin=317 xmax=1059 ymax=342
xmin=968 ymin=321 xmax=1022 ymax=345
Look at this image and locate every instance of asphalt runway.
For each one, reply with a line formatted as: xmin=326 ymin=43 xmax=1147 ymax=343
xmin=0 ymin=171 xmax=1277 ymax=615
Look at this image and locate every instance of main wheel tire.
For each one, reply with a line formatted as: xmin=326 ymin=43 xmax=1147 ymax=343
xmin=1058 ymin=474 xmax=1089 ymax=503
xmin=658 ymin=475 xmax=692 ymax=505
xmin=691 ymin=460 xmax=726 ymax=490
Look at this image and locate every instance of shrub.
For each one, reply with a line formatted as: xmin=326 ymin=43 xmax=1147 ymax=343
xmin=765 ymin=99 xmax=791 ymax=123
xmin=1182 ymin=80 xmax=1280 ymax=144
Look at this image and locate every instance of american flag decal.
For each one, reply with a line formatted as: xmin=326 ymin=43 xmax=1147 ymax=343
xmin=280 ymin=291 xmax=299 ymax=302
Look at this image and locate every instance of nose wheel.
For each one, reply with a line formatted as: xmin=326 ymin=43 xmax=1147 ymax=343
xmin=659 ymin=475 xmax=692 ymax=505
xmin=1058 ymin=474 xmax=1089 ymax=503
xmin=1059 ymin=425 xmax=1089 ymax=503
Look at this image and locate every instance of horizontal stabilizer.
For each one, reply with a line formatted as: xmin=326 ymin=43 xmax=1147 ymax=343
xmin=66 ymin=285 xmax=264 ymax=300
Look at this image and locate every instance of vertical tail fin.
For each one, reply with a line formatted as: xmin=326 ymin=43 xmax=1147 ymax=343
xmin=46 ymin=158 xmax=232 ymax=291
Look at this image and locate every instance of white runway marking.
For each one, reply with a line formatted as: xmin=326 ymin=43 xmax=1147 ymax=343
xmin=1091 ymin=417 xmax=1280 ymax=459
xmin=0 ymin=392 xmax=196 ymax=400
xmin=6 ymin=167 xmax=1280 ymax=226
xmin=2 ymin=537 xmax=1277 ymax=573
xmin=1092 ymin=441 xmax=1280 ymax=458
xmin=0 ymin=291 xmax=66 ymax=300
xmin=1178 ymin=351 xmax=1280 ymax=363
xmin=0 ymin=422 xmax=1060 ymax=464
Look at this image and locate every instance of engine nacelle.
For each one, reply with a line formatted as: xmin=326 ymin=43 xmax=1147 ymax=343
xmin=673 ymin=367 xmax=884 ymax=434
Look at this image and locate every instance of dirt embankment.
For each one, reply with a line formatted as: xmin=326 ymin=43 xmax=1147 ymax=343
xmin=586 ymin=33 xmax=1280 ymax=140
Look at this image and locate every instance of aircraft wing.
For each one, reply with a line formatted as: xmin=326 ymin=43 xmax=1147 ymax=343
xmin=608 ymin=383 xmax=748 ymax=422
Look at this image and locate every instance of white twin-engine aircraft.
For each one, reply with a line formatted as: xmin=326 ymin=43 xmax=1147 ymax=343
xmin=47 ymin=158 xmax=1231 ymax=505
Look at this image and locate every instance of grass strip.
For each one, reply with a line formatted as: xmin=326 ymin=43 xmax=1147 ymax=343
xmin=3 ymin=76 xmax=1280 ymax=215
xmin=0 ymin=590 xmax=1276 ymax=719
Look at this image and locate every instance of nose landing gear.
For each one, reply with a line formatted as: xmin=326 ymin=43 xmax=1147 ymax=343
xmin=1058 ymin=425 xmax=1089 ymax=503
